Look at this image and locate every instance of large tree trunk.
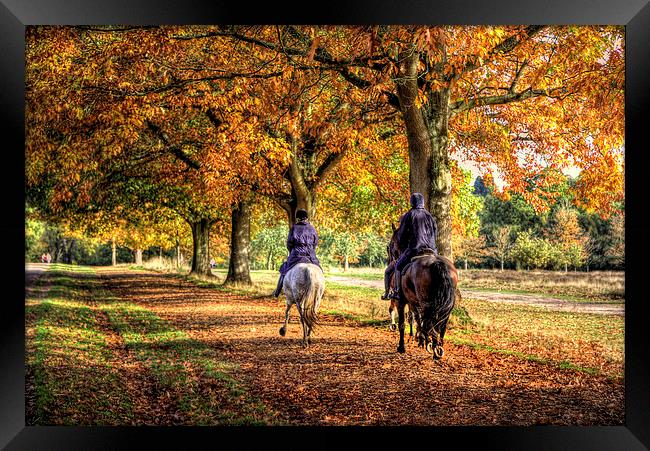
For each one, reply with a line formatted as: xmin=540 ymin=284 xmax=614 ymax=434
xmin=396 ymin=50 xmax=453 ymax=259
xmin=225 ymin=200 xmax=252 ymax=285
xmin=190 ymin=218 xmax=213 ymax=276
xmin=111 ymin=238 xmax=117 ymax=266
xmin=283 ymin=147 xmax=316 ymax=226
xmin=134 ymin=249 xmax=143 ymax=265
xmin=283 ymin=192 xmax=314 ymax=227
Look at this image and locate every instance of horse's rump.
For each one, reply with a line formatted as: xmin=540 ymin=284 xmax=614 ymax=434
xmin=283 ymin=263 xmax=325 ymax=332
xmin=404 ymin=255 xmax=456 ymax=337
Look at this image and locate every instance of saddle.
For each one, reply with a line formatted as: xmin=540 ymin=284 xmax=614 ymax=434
xmin=404 ymin=248 xmax=437 ymax=272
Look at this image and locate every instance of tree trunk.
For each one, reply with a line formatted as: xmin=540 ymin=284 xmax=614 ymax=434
xmin=61 ymin=238 xmax=74 ymax=264
xmin=500 ymin=259 xmax=504 ymax=271
xmin=111 ymin=238 xmax=117 ymax=266
xmin=464 ymin=258 xmax=468 ymax=271
xmin=134 ymin=249 xmax=143 ymax=265
xmin=65 ymin=239 xmax=75 ymax=264
xmin=396 ymin=49 xmax=453 ymax=258
xmin=225 ymin=200 xmax=253 ymax=285
xmin=159 ymin=246 xmax=163 ymax=265
xmin=266 ymin=251 xmax=273 ymax=271
xmin=61 ymin=238 xmax=68 ymax=263
xmin=190 ymin=218 xmax=213 ymax=276
xmin=344 ymin=254 xmax=349 ymax=272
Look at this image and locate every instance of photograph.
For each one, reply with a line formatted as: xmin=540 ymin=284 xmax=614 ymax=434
xmin=3 ymin=1 xmax=649 ymax=449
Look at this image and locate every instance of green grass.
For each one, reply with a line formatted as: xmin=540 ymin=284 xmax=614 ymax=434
xmin=448 ymin=336 xmax=601 ymax=377
xmin=27 ymin=270 xmax=134 ymax=425
xmin=320 ymin=266 xmax=624 ymax=303
xmin=461 ymin=286 xmax=624 ymax=304
xmin=94 ymin=285 xmax=277 ymax=425
xmin=26 ymin=264 xmax=279 ymax=426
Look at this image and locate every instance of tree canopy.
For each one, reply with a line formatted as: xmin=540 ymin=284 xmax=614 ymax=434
xmin=25 ymin=25 xmax=624 ymax=275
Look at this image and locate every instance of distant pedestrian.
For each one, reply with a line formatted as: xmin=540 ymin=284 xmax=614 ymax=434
xmin=46 ymin=253 xmax=52 ymax=264
xmin=40 ymin=253 xmax=45 ymax=263
xmin=209 ymin=258 xmax=216 ymax=269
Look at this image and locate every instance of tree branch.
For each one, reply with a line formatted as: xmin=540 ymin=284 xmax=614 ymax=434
xmin=450 ymin=86 xmax=565 ymax=116
xmin=310 ymin=150 xmax=347 ymax=191
xmin=146 ymin=120 xmax=201 ymax=170
xmin=452 ymin=25 xmax=545 ymax=80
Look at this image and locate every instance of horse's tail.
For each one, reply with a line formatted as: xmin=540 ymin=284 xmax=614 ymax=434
xmin=301 ymin=266 xmax=323 ymax=331
xmin=427 ymin=258 xmax=456 ymax=332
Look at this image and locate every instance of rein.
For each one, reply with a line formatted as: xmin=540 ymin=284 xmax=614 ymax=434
xmin=410 ymin=254 xmax=434 ymax=261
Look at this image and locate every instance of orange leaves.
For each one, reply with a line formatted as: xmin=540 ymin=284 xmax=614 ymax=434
xmin=573 ymin=151 xmax=624 ymax=218
xmin=306 ymin=37 xmax=320 ymax=62
xmin=445 ymin=26 xmax=624 ymax=216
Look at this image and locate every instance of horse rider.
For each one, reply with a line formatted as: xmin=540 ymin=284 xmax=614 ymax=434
xmin=382 ymin=192 xmax=439 ymax=301
xmin=272 ymin=209 xmax=322 ymax=297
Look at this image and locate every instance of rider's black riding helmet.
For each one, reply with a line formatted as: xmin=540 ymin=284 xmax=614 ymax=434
xmin=410 ymin=192 xmax=425 ymax=209
xmin=296 ymin=209 xmax=309 ymax=221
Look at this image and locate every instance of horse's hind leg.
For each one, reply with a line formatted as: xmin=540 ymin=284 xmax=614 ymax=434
xmin=432 ymin=320 xmax=449 ymax=360
xmin=279 ymin=301 xmax=291 ymax=337
xmin=397 ymin=303 xmax=406 ymax=353
xmin=294 ymin=301 xmax=308 ymax=347
xmin=389 ymin=303 xmax=397 ymax=331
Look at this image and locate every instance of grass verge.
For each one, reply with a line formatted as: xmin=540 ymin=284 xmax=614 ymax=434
xmin=26 ymin=263 xmax=280 ymax=426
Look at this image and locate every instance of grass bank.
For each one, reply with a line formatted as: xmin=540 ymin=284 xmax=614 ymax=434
xmin=26 ymin=263 xmax=278 ymax=426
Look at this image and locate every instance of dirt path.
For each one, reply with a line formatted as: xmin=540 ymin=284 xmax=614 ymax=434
xmin=326 ymin=275 xmax=624 ymax=316
xmin=95 ymin=268 xmax=623 ymax=426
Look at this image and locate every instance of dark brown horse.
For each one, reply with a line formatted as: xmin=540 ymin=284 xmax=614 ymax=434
xmin=389 ymin=228 xmax=459 ymax=359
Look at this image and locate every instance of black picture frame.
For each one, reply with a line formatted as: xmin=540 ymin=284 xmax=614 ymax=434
xmin=4 ymin=1 xmax=649 ymax=449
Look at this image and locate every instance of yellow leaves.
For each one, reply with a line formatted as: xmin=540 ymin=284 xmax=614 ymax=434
xmin=414 ymin=90 xmax=428 ymax=109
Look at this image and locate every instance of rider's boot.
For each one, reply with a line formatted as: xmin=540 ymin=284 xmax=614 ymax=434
xmin=272 ymin=274 xmax=285 ymax=297
xmin=381 ymin=267 xmax=393 ymax=300
xmin=389 ymin=269 xmax=401 ymax=300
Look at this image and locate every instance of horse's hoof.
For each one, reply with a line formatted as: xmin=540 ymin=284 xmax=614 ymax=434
xmin=397 ymin=346 xmax=406 ymax=354
xmin=389 ymin=324 xmax=396 ymax=332
xmin=279 ymin=327 xmax=286 ymax=337
xmin=426 ymin=342 xmax=434 ymax=354
xmin=433 ymin=346 xmax=444 ymax=359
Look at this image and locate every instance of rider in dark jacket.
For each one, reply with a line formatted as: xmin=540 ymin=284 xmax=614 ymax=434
xmin=382 ymin=192 xmax=438 ymax=300
xmin=272 ymin=209 xmax=322 ymax=297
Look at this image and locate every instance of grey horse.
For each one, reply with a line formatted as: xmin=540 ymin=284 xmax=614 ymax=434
xmin=278 ymin=263 xmax=325 ymax=347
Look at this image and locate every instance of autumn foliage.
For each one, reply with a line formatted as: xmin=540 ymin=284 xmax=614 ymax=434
xmin=25 ymin=25 xmax=624 ymax=268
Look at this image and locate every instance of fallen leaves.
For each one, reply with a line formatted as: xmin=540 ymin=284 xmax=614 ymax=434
xmin=26 ymin=268 xmax=625 ymax=426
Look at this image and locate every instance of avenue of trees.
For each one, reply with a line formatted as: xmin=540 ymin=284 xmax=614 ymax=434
xmin=25 ymin=25 xmax=625 ymax=281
